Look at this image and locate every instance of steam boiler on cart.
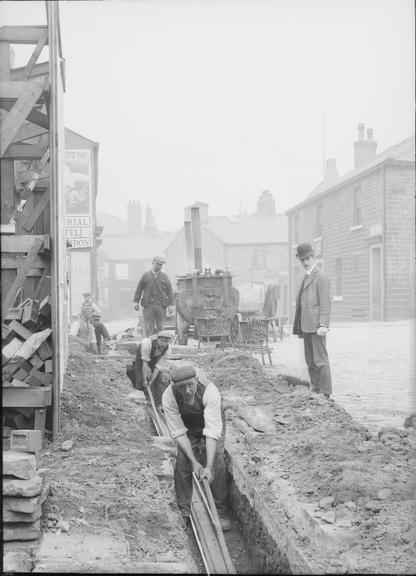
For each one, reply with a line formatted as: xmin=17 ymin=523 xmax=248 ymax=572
xmin=174 ymin=205 xmax=239 ymax=346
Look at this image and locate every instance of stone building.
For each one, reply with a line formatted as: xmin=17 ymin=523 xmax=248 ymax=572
xmin=165 ymin=192 xmax=289 ymax=312
xmin=286 ymin=126 xmax=415 ymax=322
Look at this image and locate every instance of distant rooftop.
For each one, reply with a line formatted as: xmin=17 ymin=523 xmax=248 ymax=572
xmin=206 ymin=213 xmax=287 ymax=244
xmin=100 ymin=233 xmax=175 ymax=261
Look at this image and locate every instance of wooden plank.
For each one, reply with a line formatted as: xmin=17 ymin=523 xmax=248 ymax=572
xmin=0 ymin=43 xmax=11 ymax=80
xmin=4 ymin=308 xmax=23 ymax=321
xmin=1 ymin=234 xmax=49 ymax=253
xmin=0 ymin=80 xmax=44 ymax=99
xmin=9 ymin=379 xmax=30 ymax=388
xmin=11 ymin=61 xmax=49 ymax=81
xmin=2 ymin=143 xmax=46 ymax=160
xmin=2 ymin=236 xmax=44 ymax=317
xmin=2 ymin=323 xmax=13 ymax=344
xmin=30 ymin=354 xmax=43 ymax=369
xmin=34 ymin=262 xmax=51 ymax=300
xmin=39 ymin=295 xmax=51 ymax=318
xmin=1 ymin=254 xmax=47 ymax=269
xmin=7 ymin=320 xmax=34 ymax=341
xmin=0 ymin=26 xmax=49 ymax=45
xmin=25 ymin=368 xmax=48 ymax=386
xmin=21 ymin=299 xmax=40 ymax=331
xmin=0 ymin=80 xmax=44 ymax=156
xmin=22 ymin=190 xmax=50 ymax=233
xmin=2 ymin=386 xmax=52 ymax=408
xmin=14 ymin=122 xmax=49 ymax=144
xmin=37 ymin=338 xmax=52 ymax=361
xmin=2 ymin=337 xmax=23 ymax=362
xmin=44 ymin=359 xmax=52 ymax=373
xmin=0 ymin=157 xmax=15 ymax=224
xmin=24 ymin=29 xmax=49 ymax=80
xmin=0 ymin=99 xmax=49 ymax=130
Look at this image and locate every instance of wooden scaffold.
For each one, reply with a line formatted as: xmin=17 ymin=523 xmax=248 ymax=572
xmin=1 ymin=1 xmax=67 ymax=442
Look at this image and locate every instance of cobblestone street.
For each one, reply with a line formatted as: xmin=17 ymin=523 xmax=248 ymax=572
xmin=271 ymin=320 xmax=415 ymax=433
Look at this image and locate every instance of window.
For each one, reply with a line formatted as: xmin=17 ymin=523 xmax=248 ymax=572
xmin=115 ymin=263 xmax=128 ymax=280
xmin=353 ymin=186 xmax=362 ymax=225
xmin=335 ymin=258 xmax=342 ymax=296
xmin=316 ymin=203 xmax=323 ymax=237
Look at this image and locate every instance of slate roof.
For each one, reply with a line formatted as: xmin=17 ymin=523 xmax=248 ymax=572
xmin=97 ymin=211 xmax=127 ymax=235
xmin=289 ymin=135 xmax=415 ymax=212
xmin=100 ymin=233 xmax=175 ymax=261
xmin=205 ymin=213 xmax=288 ymax=244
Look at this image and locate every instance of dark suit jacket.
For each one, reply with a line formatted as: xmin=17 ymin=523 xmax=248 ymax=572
xmin=293 ymin=266 xmax=331 ymax=335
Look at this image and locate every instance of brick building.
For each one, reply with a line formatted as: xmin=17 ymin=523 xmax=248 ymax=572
xmin=286 ymin=126 xmax=415 ymax=322
xmin=165 ymin=192 xmax=289 ymax=311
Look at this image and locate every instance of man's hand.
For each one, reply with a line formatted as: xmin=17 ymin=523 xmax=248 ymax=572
xmin=192 ymin=461 xmax=204 ymax=479
xmin=134 ymin=303 xmax=140 ymax=311
xmin=143 ymin=364 xmax=152 ymax=383
xmin=200 ymin=466 xmax=214 ymax=483
xmin=317 ymin=326 xmax=329 ymax=337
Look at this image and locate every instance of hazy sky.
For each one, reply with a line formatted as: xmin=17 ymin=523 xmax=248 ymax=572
xmin=1 ymin=0 xmax=414 ymax=231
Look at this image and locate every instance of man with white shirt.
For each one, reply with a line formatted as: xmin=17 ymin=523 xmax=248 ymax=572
xmin=293 ymin=242 xmax=332 ymax=398
xmin=161 ymin=365 xmax=231 ymax=531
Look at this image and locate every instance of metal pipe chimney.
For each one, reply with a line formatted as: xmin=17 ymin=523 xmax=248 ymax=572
xmin=184 ymin=221 xmax=193 ymax=273
xmin=190 ymin=206 xmax=202 ymax=271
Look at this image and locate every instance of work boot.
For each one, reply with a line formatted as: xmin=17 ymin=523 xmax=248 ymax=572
xmin=219 ymin=516 xmax=231 ymax=532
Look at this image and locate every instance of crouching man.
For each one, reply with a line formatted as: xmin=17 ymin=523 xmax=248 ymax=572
xmin=126 ymin=330 xmax=173 ymax=406
xmin=161 ymin=365 xmax=231 ymax=532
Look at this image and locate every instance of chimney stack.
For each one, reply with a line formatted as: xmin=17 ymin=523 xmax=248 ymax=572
xmin=354 ymin=123 xmax=377 ymax=168
xmin=324 ymin=158 xmax=339 ymax=186
xmin=127 ymin=200 xmax=142 ymax=236
xmin=256 ymin=190 xmax=276 ymax=216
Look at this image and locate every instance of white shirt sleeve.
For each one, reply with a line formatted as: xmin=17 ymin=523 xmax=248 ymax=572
xmin=141 ymin=337 xmax=152 ymax=362
xmin=162 ymin=386 xmax=187 ymax=439
xmin=202 ymin=383 xmax=223 ymax=440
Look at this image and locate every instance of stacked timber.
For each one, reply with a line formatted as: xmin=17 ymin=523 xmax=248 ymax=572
xmin=2 ymin=296 xmax=53 ymax=432
xmin=3 ymin=430 xmax=49 ymax=541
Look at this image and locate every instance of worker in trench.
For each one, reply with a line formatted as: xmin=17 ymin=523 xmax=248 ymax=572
xmin=161 ymin=365 xmax=232 ymax=532
xmin=126 ymin=330 xmax=174 ymax=406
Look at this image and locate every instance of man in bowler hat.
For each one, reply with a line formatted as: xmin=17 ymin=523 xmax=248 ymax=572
xmin=293 ymin=242 xmax=332 ymax=398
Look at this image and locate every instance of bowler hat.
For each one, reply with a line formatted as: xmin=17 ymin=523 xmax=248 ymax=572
xmin=171 ymin=365 xmax=196 ymax=384
xmin=296 ymin=243 xmax=314 ymax=259
xmin=153 ymin=255 xmax=166 ymax=264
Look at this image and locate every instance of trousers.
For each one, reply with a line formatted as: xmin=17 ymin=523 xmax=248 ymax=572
xmin=303 ymin=333 xmax=332 ymax=395
xmin=174 ymin=432 xmax=228 ymax=518
xmin=142 ymin=304 xmax=166 ymax=336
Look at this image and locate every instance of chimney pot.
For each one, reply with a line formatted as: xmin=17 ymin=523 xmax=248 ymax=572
xmin=367 ymin=128 xmax=374 ymax=142
xmin=358 ymin=123 xmax=365 ymax=141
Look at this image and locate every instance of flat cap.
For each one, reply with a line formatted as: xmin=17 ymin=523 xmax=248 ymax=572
xmin=153 ymin=255 xmax=166 ymax=264
xmin=157 ymin=330 xmax=174 ymax=339
xmin=171 ymin=365 xmax=196 ymax=384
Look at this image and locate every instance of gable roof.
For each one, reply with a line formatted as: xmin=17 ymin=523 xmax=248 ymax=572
xmin=100 ymin=233 xmax=175 ymax=261
xmin=97 ymin=211 xmax=127 ymax=235
xmin=289 ymin=135 xmax=415 ymax=212
xmin=206 ymin=213 xmax=288 ymax=245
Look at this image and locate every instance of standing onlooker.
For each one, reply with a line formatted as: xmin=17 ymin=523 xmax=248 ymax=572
xmin=133 ymin=256 xmax=174 ymax=336
xmin=293 ymin=242 xmax=332 ymax=398
xmin=70 ymin=315 xmax=98 ymax=354
xmin=91 ymin=313 xmax=110 ymax=354
xmin=80 ymin=292 xmax=100 ymax=322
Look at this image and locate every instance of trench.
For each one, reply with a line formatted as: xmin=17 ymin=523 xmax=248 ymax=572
xmin=147 ymin=408 xmax=292 ymax=575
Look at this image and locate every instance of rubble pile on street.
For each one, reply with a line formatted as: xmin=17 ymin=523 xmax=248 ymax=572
xmin=3 ymin=430 xmax=49 ymax=542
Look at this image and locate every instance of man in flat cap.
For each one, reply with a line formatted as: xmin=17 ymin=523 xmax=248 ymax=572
xmin=293 ymin=242 xmax=332 ymax=398
xmin=80 ymin=291 xmax=100 ymax=322
xmin=126 ymin=330 xmax=174 ymax=406
xmin=133 ymin=256 xmax=174 ymax=336
xmin=162 ymin=365 xmax=231 ymax=532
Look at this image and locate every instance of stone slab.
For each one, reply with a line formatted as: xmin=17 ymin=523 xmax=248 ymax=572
xmin=3 ymin=519 xmax=41 ymax=541
xmin=4 ymin=483 xmax=49 ymax=513
xmin=3 ymin=474 xmax=43 ymax=497
xmin=10 ymin=429 xmax=42 ymax=453
xmin=3 ymin=450 xmax=37 ymax=479
xmin=4 ymin=506 xmax=42 ymax=523
xmin=3 ymin=551 xmax=33 ymax=573
xmin=34 ymin=561 xmax=192 ymax=573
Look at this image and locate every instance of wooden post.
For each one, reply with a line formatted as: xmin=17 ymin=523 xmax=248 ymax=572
xmin=191 ymin=206 xmax=202 ymax=272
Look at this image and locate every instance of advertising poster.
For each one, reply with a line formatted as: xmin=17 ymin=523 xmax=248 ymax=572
xmin=65 ymin=149 xmax=93 ymax=248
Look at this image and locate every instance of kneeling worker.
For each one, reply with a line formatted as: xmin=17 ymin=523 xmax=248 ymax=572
xmin=162 ymin=365 xmax=231 ymax=532
xmin=127 ymin=330 xmax=174 ymax=406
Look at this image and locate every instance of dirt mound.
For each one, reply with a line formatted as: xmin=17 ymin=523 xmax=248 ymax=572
xmin=196 ymin=350 xmax=416 ymax=573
